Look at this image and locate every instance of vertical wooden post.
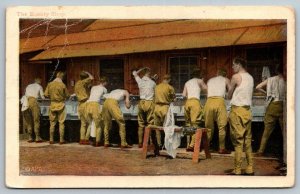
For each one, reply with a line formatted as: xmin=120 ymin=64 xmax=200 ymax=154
xmin=202 ymin=129 xmax=211 ymax=159
xmin=192 ymin=128 xmax=202 ymax=163
xmin=142 ymin=127 xmax=151 ymax=159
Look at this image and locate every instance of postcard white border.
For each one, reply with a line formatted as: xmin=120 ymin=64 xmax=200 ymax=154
xmin=6 ymin=6 xmax=295 ymax=188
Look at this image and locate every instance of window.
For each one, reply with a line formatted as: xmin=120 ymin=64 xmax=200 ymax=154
xmin=100 ymin=58 xmax=124 ymax=91
xmin=246 ymin=46 xmax=284 ymax=86
xmin=169 ymin=56 xmax=198 ymax=93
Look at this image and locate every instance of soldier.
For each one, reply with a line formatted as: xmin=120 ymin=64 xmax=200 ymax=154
xmin=228 ymin=57 xmax=254 ymax=175
xmin=203 ymin=69 xmax=231 ymax=154
xmin=132 ymin=67 xmax=156 ymax=148
xmin=255 ymin=65 xmax=286 ymax=162
xmin=74 ymin=71 xmax=94 ymax=145
xmin=85 ymin=77 xmax=108 ymax=147
xmin=102 ymin=89 xmax=132 ymax=149
xmin=22 ymin=78 xmax=45 ymax=143
xmin=182 ymin=70 xmax=207 ymax=152
xmin=44 ymin=71 xmax=70 ymax=144
xmin=153 ymin=74 xmax=175 ymax=148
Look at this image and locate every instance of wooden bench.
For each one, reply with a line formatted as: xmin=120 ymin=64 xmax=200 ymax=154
xmin=142 ymin=127 xmax=211 ymax=163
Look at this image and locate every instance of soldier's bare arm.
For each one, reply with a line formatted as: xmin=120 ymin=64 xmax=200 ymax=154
xmin=124 ymin=90 xmax=131 ymax=109
xmin=199 ymin=79 xmax=208 ymax=93
xmin=255 ymin=79 xmax=268 ymax=94
xmin=228 ymin=74 xmax=240 ymax=99
xmin=39 ymin=86 xmax=45 ymax=99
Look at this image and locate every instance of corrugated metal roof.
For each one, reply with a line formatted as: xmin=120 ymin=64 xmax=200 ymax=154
xmin=31 ymin=23 xmax=286 ymax=60
xmin=20 ymin=35 xmax=56 ymax=54
xmin=19 ymin=19 xmax=95 ymax=39
xmin=83 ymin=19 xmax=174 ymax=31
xmin=34 ymin=19 xmax=287 ymax=48
xmin=237 ymin=24 xmax=287 ymax=45
xmin=22 ymin=19 xmax=286 ymax=60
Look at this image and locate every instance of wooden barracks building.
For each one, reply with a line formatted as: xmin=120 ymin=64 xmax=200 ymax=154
xmin=19 ymin=19 xmax=287 ymax=149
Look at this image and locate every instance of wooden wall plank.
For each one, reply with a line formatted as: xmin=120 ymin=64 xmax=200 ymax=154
xmin=19 ymin=62 xmax=46 ymax=96
xmin=21 ymin=43 xmax=285 ymax=97
xmin=65 ymin=57 xmax=99 ymax=94
xmin=127 ymin=52 xmax=162 ymax=94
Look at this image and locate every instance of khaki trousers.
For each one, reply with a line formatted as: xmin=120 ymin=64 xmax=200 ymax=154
xmin=78 ymin=101 xmax=90 ymax=141
xmin=102 ymin=99 xmax=128 ymax=146
xmin=184 ymin=98 xmax=203 ymax=147
xmin=23 ymin=97 xmax=42 ymax=141
xmin=137 ymin=100 xmax=154 ymax=144
xmin=153 ymin=104 xmax=169 ymax=146
xmin=49 ymin=102 xmax=66 ymax=142
xmin=204 ymin=97 xmax=228 ymax=149
xmin=258 ymin=101 xmax=283 ymax=153
xmin=85 ymin=102 xmax=103 ymax=143
xmin=229 ymin=106 xmax=253 ymax=174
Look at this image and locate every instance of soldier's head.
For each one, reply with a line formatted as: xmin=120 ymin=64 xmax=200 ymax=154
xmin=217 ymin=68 xmax=227 ymax=77
xmin=163 ymin=74 xmax=171 ymax=83
xmin=34 ymin=77 xmax=42 ymax=84
xmin=79 ymin=71 xmax=89 ymax=80
xmin=191 ymin=69 xmax=201 ymax=78
xmin=99 ymin=76 xmax=108 ymax=86
xmin=143 ymin=67 xmax=151 ymax=77
xmin=232 ymin=57 xmax=247 ymax=73
xmin=56 ymin=71 xmax=65 ymax=79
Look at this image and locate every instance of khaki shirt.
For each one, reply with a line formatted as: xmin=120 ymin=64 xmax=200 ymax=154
xmin=45 ymin=79 xmax=69 ymax=111
xmin=154 ymin=82 xmax=175 ymax=104
xmin=45 ymin=80 xmax=69 ymax=102
xmin=74 ymin=78 xmax=91 ymax=102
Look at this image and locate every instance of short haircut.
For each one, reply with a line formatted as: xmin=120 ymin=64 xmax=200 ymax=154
xmin=80 ymin=71 xmax=89 ymax=80
xmin=163 ymin=74 xmax=171 ymax=81
xmin=142 ymin=67 xmax=151 ymax=74
xmin=218 ymin=68 xmax=227 ymax=77
xmin=99 ymin=76 xmax=108 ymax=83
xmin=34 ymin=77 xmax=41 ymax=83
xmin=191 ymin=69 xmax=201 ymax=78
xmin=56 ymin=71 xmax=65 ymax=78
xmin=233 ymin=57 xmax=247 ymax=68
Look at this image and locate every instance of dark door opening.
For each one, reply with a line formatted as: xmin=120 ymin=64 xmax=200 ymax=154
xmin=46 ymin=61 xmax=67 ymax=85
xmin=100 ymin=58 xmax=124 ymax=92
xmin=246 ymin=46 xmax=284 ymax=86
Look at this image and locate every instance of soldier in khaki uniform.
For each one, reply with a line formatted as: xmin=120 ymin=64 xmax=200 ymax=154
xmin=255 ymin=65 xmax=286 ymax=161
xmin=203 ymin=69 xmax=231 ymax=154
xmin=102 ymin=89 xmax=132 ymax=149
xmin=74 ymin=71 xmax=94 ymax=145
xmin=22 ymin=78 xmax=45 ymax=143
xmin=182 ymin=70 xmax=207 ymax=151
xmin=44 ymin=72 xmax=70 ymax=144
xmin=132 ymin=67 xmax=156 ymax=148
xmin=228 ymin=57 xmax=254 ymax=175
xmin=153 ymin=74 xmax=175 ymax=148
xmin=85 ymin=77 xmax=108 ymax=147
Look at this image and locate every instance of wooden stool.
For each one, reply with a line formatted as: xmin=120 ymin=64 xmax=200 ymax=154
xmin=142 ymin=127 xmax=211 ymax=163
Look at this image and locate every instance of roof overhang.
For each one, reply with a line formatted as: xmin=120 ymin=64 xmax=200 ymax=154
xmin=18 ymin=19 xmax=287 ymax=60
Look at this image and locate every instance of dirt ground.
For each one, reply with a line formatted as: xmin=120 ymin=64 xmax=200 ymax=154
xmin=19 ymin=140 xmax=284 ymax=176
